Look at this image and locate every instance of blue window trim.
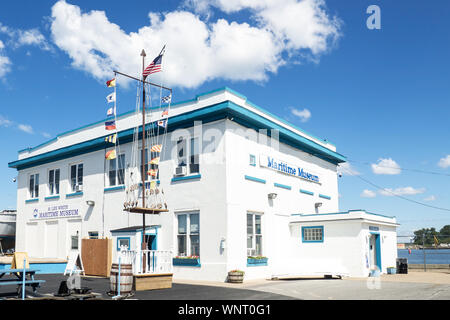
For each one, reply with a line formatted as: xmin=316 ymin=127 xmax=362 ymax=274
xmin=45 ymin=195 xmax=60 ymax=201
xmin=302 ymin=226 xmax=324 ymax=243
xmin=104 ymin=185 xmax=126 ymax=192
xmin=25 ymin=198 xmax=39 ymax=203
xmin=244 ymin=175 xmax=266 ymax=184
xmin=300 ymin=189 xmax=314 ymax=196
xmin=117 ymin=237 xmax=131 ymax=251
xmin=249 ymin=154 xmax=256 ymax=166
xmin=171 ymin=174 xmax=201 ymax=183
xmin=66 ymin=191 xmax=83 ymax=198
xmin=274 ymin=183 xmax=291 ymax=190
xmin=319 ymin=194 xmax=331 ymax=200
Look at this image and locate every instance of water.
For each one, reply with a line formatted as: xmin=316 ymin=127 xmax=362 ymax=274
xmin=397 ymin=249 xmax=450 ymax=265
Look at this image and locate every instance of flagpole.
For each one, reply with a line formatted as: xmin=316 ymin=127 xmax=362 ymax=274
xmin=141 ymin=49 xmax=147 ymax=274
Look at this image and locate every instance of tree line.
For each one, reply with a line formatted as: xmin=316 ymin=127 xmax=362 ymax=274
xmin=413 ymin=225 xmax=450 ymax=245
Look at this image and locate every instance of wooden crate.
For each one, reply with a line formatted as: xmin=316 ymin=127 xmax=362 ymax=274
xmin=133 ymin=273 xmax=173 ymax=291
xmin=81 ymin=238 xmax=113 ymax=277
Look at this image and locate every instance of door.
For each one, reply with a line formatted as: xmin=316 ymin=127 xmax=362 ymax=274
xmin=369 ymin=234 xmax=377 ymax=269
xmin=145 ymin=235 xmax=157 ymax=250
xmin=45 ymin=221 xmax=59 ymax=258
xmin=25 ymin=222 xmax=38 ymax=257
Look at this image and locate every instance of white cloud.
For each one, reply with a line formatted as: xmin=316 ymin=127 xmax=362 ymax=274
xmin=379 ymin=186 xmax=425 ymax=197
xmin=361 ymin=189 xmax=376 ymax=198
xmin=0 ymin=115 xmax=13 ymax=127
xmin=337 ymin=162 xmax=360 ymax=176
xmin=42 ymin=132 xmax=51 ymax=138
xmin=371 ymin=158 xmax=401 ymax=175
xmin=0 ymin=41 xmax=11 ymax=78
xmin=424 ymin=195 xmax=436 ymax=201
xmin=290 ymin=107 xmax=311 ymax=122
xmin=49 ymin=0 xmax=341 ymax=88
xmin=17 ymin=124 xmax=34 ymax=134
xmin=438 ymin=155 xmax=450 ymax=169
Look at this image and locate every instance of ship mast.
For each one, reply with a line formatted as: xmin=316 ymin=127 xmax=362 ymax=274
xmin=140 ymin=49 xmax=147 ymax=273
xmin=113 ymin=49 xmax=171 ymax=274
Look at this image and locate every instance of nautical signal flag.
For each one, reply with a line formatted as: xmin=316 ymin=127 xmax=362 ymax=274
xmin=161 ymin=109 xmax=169 ymax=117
xmin=150 ymin=157 xmax=160 ymax=165
xmin=157 ymin=119 xmax=167 ymax=128
xmin=151 ymin=144 xmax=162 ymax=153
xmin=105 ymin=133 xmax=117 ymax=144
xmin=150 ymin=181 xmax=157 ymax=190
xmin=107 ymin=106 xmax=116 ymax=117
xmin=106 ymin=78 xmax=116 ymax=87
xmin=161 ymin=94 xmax=171 ymax=104
xmin=105 ymin=149 xmax=116 ymax=160
xmin=105 ymin=120 xmax=116 ymax=130
xmin=147 ymin=169 xmax=158 ymax=177
xmin=106 ymin=92 xmax=116 ymax=103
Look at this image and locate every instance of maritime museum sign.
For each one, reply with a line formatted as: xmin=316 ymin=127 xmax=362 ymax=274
xmin=31 ymin=204 xmax=80 ymax=220
xmin=260 ymin=154 xmax=320 ymax=183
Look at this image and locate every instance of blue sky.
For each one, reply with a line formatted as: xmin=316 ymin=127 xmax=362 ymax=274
xmin=1 ymin=0 xmax=449 ymax=236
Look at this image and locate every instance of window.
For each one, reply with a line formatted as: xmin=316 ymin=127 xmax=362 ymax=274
xmin=177 ymin=212 xmax=200 ymax=257
xmin=190 ymin=137 xmax=199 ymax=174
xmin=29 ymin=173 xmax=39 ymax=198
xmin=88 ymin=232 xmax=99 ymax=239
xmin=177 ymin=137 xmax=200 ymax=175
xmin=141 ymin=148 xmax=159 ymax=181
xmin=117 ymin=237 xmax=130 ymax=251
xmin=302 ymin=226 xmax=324 ymax=242
xmin=249 ymin=154 xmax=256 ymax=166
xmin=70 ymin=163 xmax=83 ymax=192
xmin=108 ymin=154 xmax=125 ymax=186
xmin=71 ymin=235 xmax=79 ymax=250
xmin=48 ymin=169 xmax=60 ymax=195
xmin=247 ymin=212 xmax=262 ymax=256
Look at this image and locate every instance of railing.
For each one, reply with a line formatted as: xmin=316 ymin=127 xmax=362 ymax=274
xmin=133 ymin=250 xmax=173 ymax=275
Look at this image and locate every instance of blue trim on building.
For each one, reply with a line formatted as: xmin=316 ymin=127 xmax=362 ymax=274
xmin=301 ymin=226 xmax=324 ymax=243
xmin=274 ymin=183 xmax=291 ymax=190
xmin=0 ymin=262 xmax=67 ymax=274
xmin=25 ymin=198 xmax=39 ymax=203
xmin=104 ymin=185 xmax=126 ymax=192
xmin=171 ymin=174 xmax=201 ymax=183
xmin=117 ymin=237 xmax=131 ymax=251
xmin=247 ymin=258 xmax=268 ymax=267
xmin=9 ymin=93 xmax=346 ymax=170
xmin=366 ymin=211 xmax=396 ymax=219
xmin=299 ymin=189 xmax=314 ymax=196
xmin=44 ymin=195 xmax=60 ymax=201
xmin=319 ymin=194 xmax=331 ymax=200
xmin=173 ymin=258 xmax=201 ymax=267
xmin=66 ymin=191 xmax=83 ymax=198
xmin=244 ymin=175 xmax=266 ymax=184
xmin=371 ymin=232 xmax=382 ymax=271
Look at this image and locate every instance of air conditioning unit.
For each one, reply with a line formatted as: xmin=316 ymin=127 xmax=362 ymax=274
xmin=75 ymin=184 xmax=83 ymax=192
xmin=175 ymin=166 xmax=187 ymax=176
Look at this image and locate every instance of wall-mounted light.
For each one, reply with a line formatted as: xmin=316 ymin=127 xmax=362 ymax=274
xmin=86 ymin=200 xmax=95 ymax=207
xmin=268 ymin=193 xmax=277 ymax=200
xmin=315 ymin=202 xmax=322 ymax=208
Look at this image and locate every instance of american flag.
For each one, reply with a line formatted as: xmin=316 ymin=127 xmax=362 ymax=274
xmin=143 ymin=54 xmax=163 ymax=79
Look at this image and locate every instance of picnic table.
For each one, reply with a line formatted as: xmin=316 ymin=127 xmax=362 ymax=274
xmin=0 ymin=268 xmax=46 ymax=297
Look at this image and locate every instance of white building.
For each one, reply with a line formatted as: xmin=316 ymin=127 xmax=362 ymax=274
xmin=8 ymin=87 xmax=398 ymax=280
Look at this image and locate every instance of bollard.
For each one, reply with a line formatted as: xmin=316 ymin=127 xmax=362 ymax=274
xmin=22 ymin=258 xmax=26 ymax=300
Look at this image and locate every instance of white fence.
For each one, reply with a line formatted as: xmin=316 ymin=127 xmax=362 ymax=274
xmin=118 ymin=249 xmax=173 ymax=275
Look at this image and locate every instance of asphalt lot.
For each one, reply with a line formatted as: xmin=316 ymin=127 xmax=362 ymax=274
xmin=0 ymin=272 xmax=449 ymax=300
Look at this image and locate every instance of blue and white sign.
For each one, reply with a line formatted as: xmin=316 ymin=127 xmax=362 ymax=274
xmin=260 ymin=155 xmax=320 ymax=183
xmin=31 ymin=204 xmax=80 ymax=220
